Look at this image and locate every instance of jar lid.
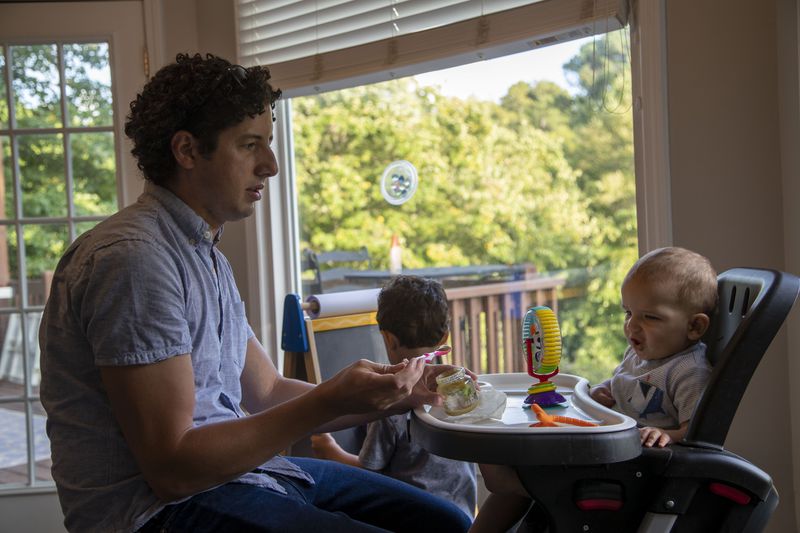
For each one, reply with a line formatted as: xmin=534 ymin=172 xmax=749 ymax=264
xmin=435 ymin=367 xmax=466 ymax=386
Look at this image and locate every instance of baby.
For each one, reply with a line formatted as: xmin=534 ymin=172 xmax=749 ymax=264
xmin=470 ymin=246 xmax=718 ymax=532
xmin=589 ymin=246 xmax=717 ymax=447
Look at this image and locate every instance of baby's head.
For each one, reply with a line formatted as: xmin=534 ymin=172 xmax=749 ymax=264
xmin=376 ymin=275 xmax=449 ymax=364
xmin=621 ymin=247 xmax=718 ymax=361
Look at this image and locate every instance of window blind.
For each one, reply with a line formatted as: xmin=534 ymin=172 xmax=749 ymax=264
xmin=237 ymin=0 xmax=628 ymax=97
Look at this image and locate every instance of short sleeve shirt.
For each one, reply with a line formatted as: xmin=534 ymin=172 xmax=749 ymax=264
xmin=359 ymin=413 xmax=477 ymax=518
xmin=40 ymin=183 xmax=311 ymax=533
xmin=609 ymin=342 xmax=711 ymax=429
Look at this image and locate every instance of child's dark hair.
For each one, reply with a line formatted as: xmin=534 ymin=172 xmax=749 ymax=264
xmin=377 ymin=275 xmax=450 ymax=349
xmin=124 ymin=53 xmax=282 ymax=186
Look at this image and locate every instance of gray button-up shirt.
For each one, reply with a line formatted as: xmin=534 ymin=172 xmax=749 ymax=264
xmin=40 ymin=183 xmax=311 ymax=533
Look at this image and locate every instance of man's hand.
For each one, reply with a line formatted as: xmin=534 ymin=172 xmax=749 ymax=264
xmin=392 ymin=363 xmax=479 ymax=411
xmin=589 ymin=384 xmax=615 ymax=408
xmin=315 ymin=357 xmax=426 ymax=416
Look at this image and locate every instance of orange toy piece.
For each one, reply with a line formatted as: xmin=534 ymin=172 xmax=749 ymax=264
xmin=529 ymin=403 xmax=599 ymax=428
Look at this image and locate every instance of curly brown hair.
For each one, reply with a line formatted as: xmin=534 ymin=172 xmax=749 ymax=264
xmin=124 ymin=53 xmax=282 ymax=186
xmin=377 ymin=275 xmax=450 ymax=349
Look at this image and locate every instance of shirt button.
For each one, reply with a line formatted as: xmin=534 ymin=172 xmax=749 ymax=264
xmin=188 ymin=239 xmax=196 ymax=246
xmin=203 ymin=230 xmax=212 ymax=241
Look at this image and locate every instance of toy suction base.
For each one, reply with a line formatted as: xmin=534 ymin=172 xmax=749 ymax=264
xmin=523 ymin=391 xmax=567 ymax=407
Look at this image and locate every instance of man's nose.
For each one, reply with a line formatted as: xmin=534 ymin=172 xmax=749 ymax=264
xmin=258 ymin=148 xmax=279 ymax=179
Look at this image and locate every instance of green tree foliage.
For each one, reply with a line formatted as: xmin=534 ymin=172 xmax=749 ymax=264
xmin=295 ymin=31 xmax=637 ymax=384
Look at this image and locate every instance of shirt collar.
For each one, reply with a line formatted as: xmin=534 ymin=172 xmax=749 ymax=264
xmin=142 ymin=181 xmax=223 ymax=246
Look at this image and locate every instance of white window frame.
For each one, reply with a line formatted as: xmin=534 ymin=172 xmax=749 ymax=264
xmin=250 ymin=0 xmax=671 ymax=365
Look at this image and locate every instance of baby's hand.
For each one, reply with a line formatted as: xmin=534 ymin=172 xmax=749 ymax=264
xmin=589 ymin=384 xmax=615 ymax=408
xmin=639 ymin=426 xmax=672 ymax=448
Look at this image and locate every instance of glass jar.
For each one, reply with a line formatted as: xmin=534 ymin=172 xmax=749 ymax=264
xmin=436 ymin=367 xmax=479 ymax=416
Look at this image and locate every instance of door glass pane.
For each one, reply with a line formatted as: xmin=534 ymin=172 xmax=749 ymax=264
xmin=64 ymin=43 xmax=113 ymax=128
xmin=76 ymin=220 xmax=100 ymax=237
xmin=24 ymin=223 xmax=67 ymax=307
xmin=0 ymin=402 xmax=28 ymax=484
xmin=72 ymin=131 xmax=117 ymax=215
xmin=12 ymin=44 xmax=62 ymax=129
xmin=0 ymin=225 xmax=19 ymax=310
xmin=0 ymin=46 xmax=8 ymax=128
xmin=18 ymin=133 xmax=65 ymax=217
xmin=32 ymin=400 xmax=52 ymax=482
xmin=0 ymin=135 xmax=14 ymax=219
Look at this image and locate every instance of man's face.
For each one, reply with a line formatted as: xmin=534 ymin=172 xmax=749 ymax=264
xmin=187 ymin=112 xmax=277 ymax=230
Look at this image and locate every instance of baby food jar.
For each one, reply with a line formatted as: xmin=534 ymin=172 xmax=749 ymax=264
xmin=436 ymin=367 xmax=479 ymax=416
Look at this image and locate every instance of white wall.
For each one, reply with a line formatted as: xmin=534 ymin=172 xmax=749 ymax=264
xmin=666 ymin=0 xmax=799 ymax=531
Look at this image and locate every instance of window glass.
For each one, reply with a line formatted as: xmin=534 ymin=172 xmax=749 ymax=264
xmin=23 ymin=223 xmax=67 ymax=307
xmin=0 ymin=225 xmax=19 ymax=310
xmin=12 ymin=44 xmax=62 ymax=129
xmin=0 ymin=39 xmax=116 ymax=490
xmin=18 ymin=133 xmax=66 ymax=218
xmin=293 ymin=31 xmax=635 ymax=384
xmin=71 ymin=131 xmax=117 ymax=216
xmin=0 ymin=46 xmax=7 ymax=128
xmin=64 ymin=43 xmax=113 ymax=128
xmin=0 ymin=135 xmax=14 ymax=220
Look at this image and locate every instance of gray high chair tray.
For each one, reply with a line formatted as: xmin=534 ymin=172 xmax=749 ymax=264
xmin=411 ymin=372 xmax=642 ymax=466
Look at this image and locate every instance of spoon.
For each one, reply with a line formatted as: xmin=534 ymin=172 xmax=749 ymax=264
xmin=421 ymin=344 xmax=452 ymax=363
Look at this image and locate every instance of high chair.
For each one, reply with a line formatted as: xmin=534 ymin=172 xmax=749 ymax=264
xmin=412 ymin=267 xmax=800 ymax=532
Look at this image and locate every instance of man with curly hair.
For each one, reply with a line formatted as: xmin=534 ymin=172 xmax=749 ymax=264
xmin=39 ymin=53 xmax=471 ymax=533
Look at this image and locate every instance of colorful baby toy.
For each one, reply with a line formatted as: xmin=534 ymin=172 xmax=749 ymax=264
xmin=522 ymin=305 xmax=566 ymax=407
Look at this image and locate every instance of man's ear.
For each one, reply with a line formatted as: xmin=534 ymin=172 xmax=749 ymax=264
xmin=171 ymin=130 xmax=198 ymax=170
xmin=687 ymin=313 xmax=711 ymax=341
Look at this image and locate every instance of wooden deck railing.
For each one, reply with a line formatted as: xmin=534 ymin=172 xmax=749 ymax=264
xmin=444 ymin=275 xmax=566 ymax=375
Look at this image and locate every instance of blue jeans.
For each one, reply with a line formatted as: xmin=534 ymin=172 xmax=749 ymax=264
xmin=138 ymin=457 xmax=471 ymax=532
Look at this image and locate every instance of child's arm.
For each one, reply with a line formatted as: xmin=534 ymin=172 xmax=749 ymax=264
xmin=470 ymin=492 xmax=532 ymax=533
xmin=589 ymin=379 xmax=615 ymax=407
xmin=639 ymin=421 xmax=689 ymax=448
xmin=310 ymin=433 xmax=362 ymax=468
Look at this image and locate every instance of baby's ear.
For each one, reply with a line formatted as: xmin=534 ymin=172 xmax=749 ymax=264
xmin=687 ymin=313 xmax=711 ymax=340
xmin=380 ymin=329 xmax=401 ymax=352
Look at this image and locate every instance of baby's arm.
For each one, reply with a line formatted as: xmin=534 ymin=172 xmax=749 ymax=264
xmin=639 ymin=421 xmax=689 ymax=448
xmin=589 ymin=379 xmax=615 ymax=408
xmin=310 ymin=433 xmax=362 ymax=468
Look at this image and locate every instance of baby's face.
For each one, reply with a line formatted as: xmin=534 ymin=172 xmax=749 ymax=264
xmin=620 ymin=277 xmax=696 ymax=361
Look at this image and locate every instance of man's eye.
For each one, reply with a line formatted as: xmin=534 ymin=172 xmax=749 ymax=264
xmin=644 ymin=314 xmax=660 ymax=320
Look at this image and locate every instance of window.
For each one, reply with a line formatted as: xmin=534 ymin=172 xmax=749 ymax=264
xmin=0 ymin=42 xmax=118 ymax=490
xmin=290 ymin=31 xmax=635 ymax=384
xmin=234 ymin=0 xmax=671 ymax=373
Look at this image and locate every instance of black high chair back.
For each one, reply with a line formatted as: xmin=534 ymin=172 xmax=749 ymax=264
xmin=517 ymin=268 xmax=800 ymax=533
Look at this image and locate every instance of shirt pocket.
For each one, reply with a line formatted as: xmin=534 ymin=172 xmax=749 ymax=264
xmin=222 ymin=300 xmax=249 ymax=376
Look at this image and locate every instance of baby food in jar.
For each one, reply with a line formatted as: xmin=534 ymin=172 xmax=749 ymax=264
xmin=436 ymin=367 xmax=479 ymax=416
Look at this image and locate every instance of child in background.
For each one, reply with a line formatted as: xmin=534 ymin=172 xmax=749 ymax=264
xmin=470 ymin=246 xmax=718 ymax=532
xmin=311 ymin=275 xmax=478 ymax=520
